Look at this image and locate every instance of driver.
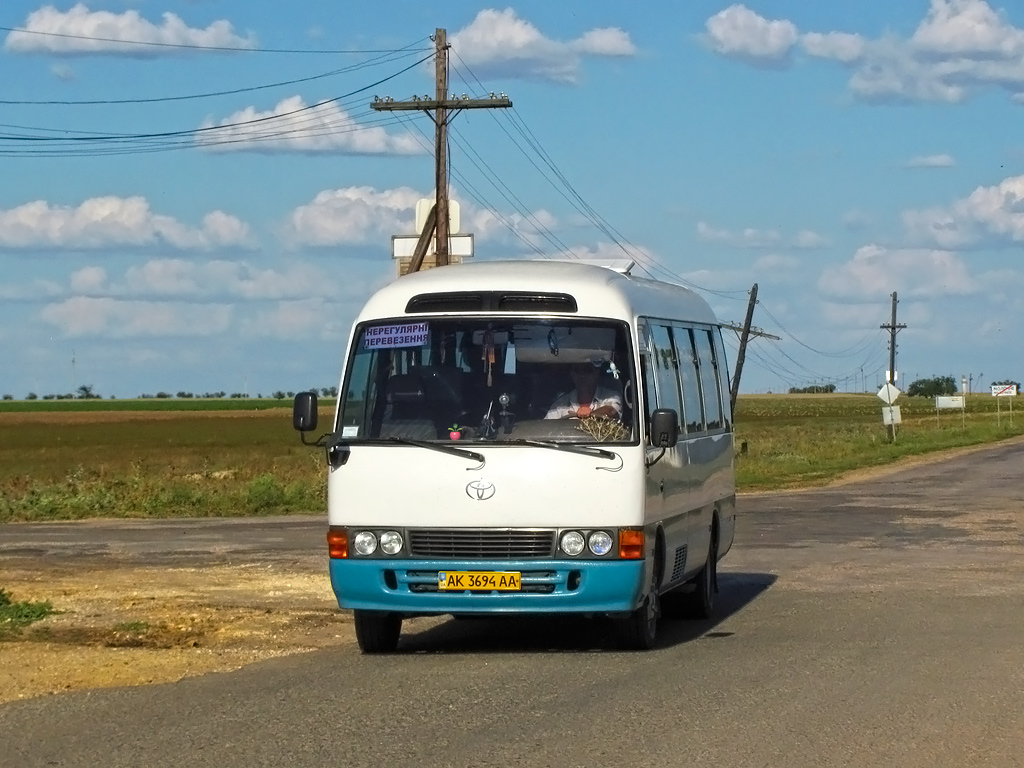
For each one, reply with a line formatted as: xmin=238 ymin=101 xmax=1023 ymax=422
xmin=545 ymin=362 xmax=622 ymax=420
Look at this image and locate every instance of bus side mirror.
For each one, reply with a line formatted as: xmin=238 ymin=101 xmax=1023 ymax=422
xmin=651 ymin=409 xmax=678 ymax=448
xmin=293 ymin=391 xmax=319 ymax=432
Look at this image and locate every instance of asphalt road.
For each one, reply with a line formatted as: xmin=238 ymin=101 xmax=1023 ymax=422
xmin=2 ymin=440 xmax=1023 ymax=768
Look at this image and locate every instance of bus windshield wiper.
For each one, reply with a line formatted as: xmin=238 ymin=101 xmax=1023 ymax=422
xmin=505 ymin=439 xmax=618 ymax=461
xmin=382 ymin=437 xmax=485 ymax=464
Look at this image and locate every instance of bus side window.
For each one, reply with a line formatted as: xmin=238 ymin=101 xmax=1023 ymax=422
xmin=673 ymin=326 xmax=705 ymax=435
xmin=693 ymin=329 xmax=723 ymax=431
xmin=648 ymin=324 xmax=684 ymax=437
xmin=712 ymin=327 xmax=733 ymax=430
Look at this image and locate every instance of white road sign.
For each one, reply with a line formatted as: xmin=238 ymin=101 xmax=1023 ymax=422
xmin=992 ymin=384 xmax=1018 ymax=397
xmin=877 ymin=383 xmax=901 ymax=405
xmin=935 ymin=396 xmax=964 ymax=409
xmin=882 ymin=405 xmax=902 ymax=426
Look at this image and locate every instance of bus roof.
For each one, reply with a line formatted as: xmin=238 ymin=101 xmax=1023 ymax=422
xmin=356 ymin=260 xmax=719 ymax=326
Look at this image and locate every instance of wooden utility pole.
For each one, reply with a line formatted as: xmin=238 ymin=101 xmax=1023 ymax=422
xmin=730 ymin=283 xmax=758 ymax=412
xmin=880 ymin=291 xmax=907 ymax=384
xmin=722 ymin=284 xmax=778 ymax=408
xmin=372 ymin=28 xmax=511 ymax=272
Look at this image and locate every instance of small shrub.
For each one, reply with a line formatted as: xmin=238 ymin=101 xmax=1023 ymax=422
xmin=247 ymin=474 xmax=286 ymax=511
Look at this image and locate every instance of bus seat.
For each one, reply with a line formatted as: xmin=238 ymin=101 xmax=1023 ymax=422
xmin=379 ymin=374 xmax=437 ymax=439
xmin=418 ymin=366 xmax=470 ymax=431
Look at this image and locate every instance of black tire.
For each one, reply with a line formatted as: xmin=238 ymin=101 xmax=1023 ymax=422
xmin=353 ymin=610 xmax=402 ymax=654
xmin=619 ymin=560 xmax=660 ymax=650
xmin=682 ymin=536 xmax=717 ymax=620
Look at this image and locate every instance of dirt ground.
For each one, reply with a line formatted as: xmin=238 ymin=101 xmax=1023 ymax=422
xmin=3 ymin=437 xmax=1021 ymax=705
xmin=0 ymin=561 xmax=356 ymax=704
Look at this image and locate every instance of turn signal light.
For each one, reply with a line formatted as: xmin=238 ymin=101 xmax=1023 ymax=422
xmin=618 ymin=528 xmax=644 ymax=559
xmin=327 ymin=528 xmax=348 ymax=559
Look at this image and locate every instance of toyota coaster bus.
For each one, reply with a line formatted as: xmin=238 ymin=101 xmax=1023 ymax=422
xmin=293 ymin=259 xmax=736 ymax=652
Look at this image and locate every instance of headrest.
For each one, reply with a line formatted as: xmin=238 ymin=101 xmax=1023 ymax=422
xmin=386 ymin=374 xmax=426 ymax=403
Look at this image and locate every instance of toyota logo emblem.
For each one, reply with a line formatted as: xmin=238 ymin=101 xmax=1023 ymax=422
xmin=466 ymin=480 xmax=496 ymax=501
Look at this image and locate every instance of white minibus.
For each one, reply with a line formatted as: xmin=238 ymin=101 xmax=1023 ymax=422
xmin=294 ymin=259 xmax=736 ymax=652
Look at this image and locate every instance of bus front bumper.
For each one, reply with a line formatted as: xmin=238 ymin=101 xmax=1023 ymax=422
xmin=328 ymin=559 xmax=645 ymax=615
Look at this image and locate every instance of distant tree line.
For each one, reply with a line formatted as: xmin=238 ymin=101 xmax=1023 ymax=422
xmin=2 ymin=385 xmax=340 ymax=401
xmin=907 ymin=376 xmax=958 ymax=397
xmin=788 ymin=384 xmax=837 ymax=394
xmin=907 ymin=376 xmax=1021 ymax=397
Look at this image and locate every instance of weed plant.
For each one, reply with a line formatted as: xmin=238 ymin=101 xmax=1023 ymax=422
xmin=0 ymin=589 xmax=55 ymax=638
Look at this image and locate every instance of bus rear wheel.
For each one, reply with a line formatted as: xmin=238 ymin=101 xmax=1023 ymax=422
xmin=353 ymin=610 xmax=402 ymax=654
xmin=682 ymin=536 xmax=717 ymax=620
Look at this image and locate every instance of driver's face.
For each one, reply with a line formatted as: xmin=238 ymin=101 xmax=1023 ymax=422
xmin=570 ymin=365 xmax=599 ymax=382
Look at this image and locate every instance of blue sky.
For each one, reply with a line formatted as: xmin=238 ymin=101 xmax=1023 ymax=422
xmin=2 ymin=0 xmax=1022 ymax=398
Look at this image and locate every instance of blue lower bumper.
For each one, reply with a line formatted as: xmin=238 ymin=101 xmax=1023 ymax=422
xmin=328 ymin=558 xmax=645 ymax=615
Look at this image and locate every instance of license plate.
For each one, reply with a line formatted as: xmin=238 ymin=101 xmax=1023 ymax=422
xmin=437 ymin=571 xmax=521 ymax=591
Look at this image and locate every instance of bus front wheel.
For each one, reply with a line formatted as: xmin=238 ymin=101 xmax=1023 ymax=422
xmin=619 ymin=563 xmax=660 ymax=650
xmin=353 ymin=610 xmax=402 ymax=654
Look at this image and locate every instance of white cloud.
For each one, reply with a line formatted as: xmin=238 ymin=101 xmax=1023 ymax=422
xmin=69 ymin=266 xmax=106 ymax=293
xmin=50 ymin=62 xmax=75 ymax=81
xmin=704 ymin=5 xmax=799 ymax=64
xmin=0 ymin=197 xmax=252 ymax=250
xmin=843 ymin=209 xmax=872 ymax=231
xmin=197 ymin=97 xmax=423 ymax=155
xmin=904 ymin=153 xmax=956 ymax=168
xmin=283 ymin=186 xmax=423 ymax=248
xmin=574 ymin=27 xmax=636 ymax=57
xmin=450 ymin=9 xmax=636 ymax=85
xmin=801 ymin=31 xmax=865 ymax=63
xmin=65 ymin=258 xmax=340 ymax=300
xmin=4 ymin=3 xmax=255 ymax=56
xmin=465 ymin=206 xmax=559 ymax=248
xmin=0 ymin=278 xmax=63 ymax=300
xmin=697 ymin=221 xmax=781 ymax=248
xmin=697 ymin=221 xmax=823 ymax=249
xmin=910 ymin=0 xmax=1024 ymax=56
xmin=794 ymin=230 xmax=827 ymax=248
xmin=241 ymin=298 xmax=337 ymax=339
xmin=40 ymin=297 xmax=233 ymax=337
xmin=282 ymin=185 xmax=558 ymax=251
xmin=903 ymin=174 xmax=1024 ymax=247
xmin=754 ymin=254 xmax=800 ymax=270
xmin=819 ymin=244 xmax=978 ymax=299
xmin=705 ymin=0 xmax=1024 ymax=104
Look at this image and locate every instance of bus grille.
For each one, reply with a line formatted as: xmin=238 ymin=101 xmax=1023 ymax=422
xmin=407 ymin=529 xmax=555 ymax=559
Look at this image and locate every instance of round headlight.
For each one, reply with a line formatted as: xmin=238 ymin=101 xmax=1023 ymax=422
xmin=353 ymin=531 xmax=378 ymax=556
xmin=588 ymin=530 xmax=613 ymax=556
xmin=560 ymin=530 xmax=585 ymax=556
xmin=380 ymin=530 xmax=403 ymax=555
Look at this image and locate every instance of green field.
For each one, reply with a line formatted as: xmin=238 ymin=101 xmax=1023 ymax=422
xmin=734 ymin=393 xmax=1022 ymax=489
xmin=0 ymin=398 xmax=290 ymax=413
xmin=0 ymin=394 xmax=1020 ymax=523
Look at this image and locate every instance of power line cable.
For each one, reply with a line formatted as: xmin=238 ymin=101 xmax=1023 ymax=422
xmin=0 ymin=46 xmax=428 ymax=105
xmin=449 ymin=52 xmax=749 ymax=296
xmin=0 ymin=25 xmax=431 ymax=55
xmin=0 ymin=53 xmax=434 ymax=151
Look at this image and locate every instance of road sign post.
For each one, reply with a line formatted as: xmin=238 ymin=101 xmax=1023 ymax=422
xmin=934 ymin=395 xmax=966 ymax=430
xmin=992 ymin=384 xmax=1017 ymax=426
xmin=877 ymin=383 xmax=902 ymax=442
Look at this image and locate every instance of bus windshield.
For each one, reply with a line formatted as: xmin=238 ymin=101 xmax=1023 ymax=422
xmin=336 ymin=318 xmax=637 ymax=445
